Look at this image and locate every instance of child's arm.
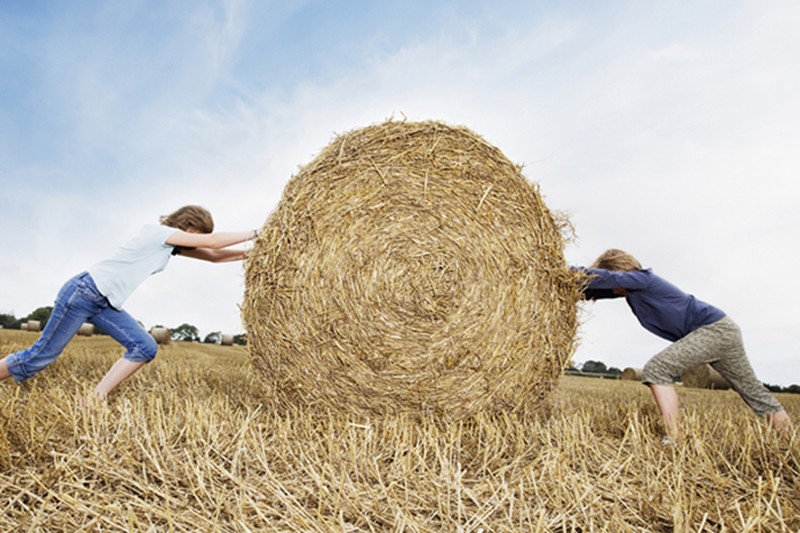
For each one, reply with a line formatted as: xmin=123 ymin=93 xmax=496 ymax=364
xmin=176 ymin=247 xmax=246 ymax=263
xmin=165 ymin=229 xmax=257 ymax=250
xmin=583 ymin=288 xmax=621 ymax=300
xmin=576 ymin=267 xmax=651 ymax=291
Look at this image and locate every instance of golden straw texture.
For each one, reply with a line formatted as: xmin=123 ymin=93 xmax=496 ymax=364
xmin=243 ymin=120 xmax=581 ymax=419
xmin=149 ymin=326 xmax=171 ymax=346
xmin=682 ymin=363 xmax=732 ymax=390
xmin=621 ymin=367 xmax=643 ymax=381
xmin=77 ymin=323 xmax=95 ymax=336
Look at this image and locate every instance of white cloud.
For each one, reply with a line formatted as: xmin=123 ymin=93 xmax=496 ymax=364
xmin=649 ymin=43 xmax=701 ymax=62
xmin=3 ymin=1 xmax=799 ymax=385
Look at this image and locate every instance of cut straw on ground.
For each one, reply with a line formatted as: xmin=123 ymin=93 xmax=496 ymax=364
xmin=2 ymin=331 xmax=798 ymax=531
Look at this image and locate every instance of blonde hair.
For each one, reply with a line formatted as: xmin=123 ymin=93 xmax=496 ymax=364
xmin=591 ymin=249 xmax=642 ymax=271
xmin=160 ymin=205 xmax=214 ymax=233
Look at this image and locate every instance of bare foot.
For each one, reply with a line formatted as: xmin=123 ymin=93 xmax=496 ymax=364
xmin=78 ymin=393 xmax=106 ymax=410
xmin=768 ymin=410 xmax=793 ymax=438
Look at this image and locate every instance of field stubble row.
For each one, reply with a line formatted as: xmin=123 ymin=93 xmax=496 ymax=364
xmin=1 ymin=330 xmax=798 ymax=531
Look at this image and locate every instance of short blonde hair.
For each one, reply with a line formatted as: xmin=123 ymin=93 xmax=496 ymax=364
xmin=591 ymin=249 xmax=642 ymax=271
xmin=160 ymin=205 xmax=214 ymax=233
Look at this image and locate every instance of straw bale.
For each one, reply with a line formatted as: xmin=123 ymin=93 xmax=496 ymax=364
xmin=26 ymin=320 xmax=41 ymax=332
xmin=149 ymin=326 xmax=172 ymax=345
xmin=681 ymin=364 xmax=732 ymax=390
xmin=20 ymin=323 xmax=28 ymax=331
xmin=621 ymin=367 xmax=643 ymax=381
xmin=220 ymin=334 xmax=234 ymax=346
xmin=77 ymin=323 xmax=95 ymax=336
xmin=243 ymin=120 xmax=581 ymax=420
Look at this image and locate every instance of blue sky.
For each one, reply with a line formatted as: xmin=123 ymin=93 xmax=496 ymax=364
xmin=2 ymin=1 xmax=799 ymax=385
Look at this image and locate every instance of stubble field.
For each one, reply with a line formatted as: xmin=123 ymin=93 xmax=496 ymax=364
xmin=1 ymin=329 xmax=798 ymax=531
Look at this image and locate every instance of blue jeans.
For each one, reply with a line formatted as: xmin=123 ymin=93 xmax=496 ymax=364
xmin=5 ymin=272 xmax=157 ymax=382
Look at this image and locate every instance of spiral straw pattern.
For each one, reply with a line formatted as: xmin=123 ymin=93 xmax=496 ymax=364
xmin=243 ymin=120 xmax=581 ymax=419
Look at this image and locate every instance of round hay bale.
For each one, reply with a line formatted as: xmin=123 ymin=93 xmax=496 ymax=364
xmin=77 ymin=323 xmax=95 ymax=336
xmin=621 ymin=367 xmax=643 ymax=381
xmin=149 ymin=326 xmax=172 ymax=345
xmin=220 ymin=334 xmax=234 ymax=346
xmin=243 ymin=120 xmax=580 ymax=420
xmin=20 ymin=322 xmax=28 ymax=331
xmin=27 ymin=320 xmax=41 ymax=332
xmin=681 ymin=364 xmax=732 ymax=390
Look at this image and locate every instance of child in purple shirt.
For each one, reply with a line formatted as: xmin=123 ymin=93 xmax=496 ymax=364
xmin=577 ymin=249 xmax=792 ymax=441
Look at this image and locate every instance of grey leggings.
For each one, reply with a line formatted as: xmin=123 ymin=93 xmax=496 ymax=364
xmin=642 ymin=316 xmax=783 ymax=418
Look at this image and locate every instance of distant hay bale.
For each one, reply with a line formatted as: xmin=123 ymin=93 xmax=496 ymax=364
xmin=20 ymin=322 xmax=28 ymax=331
xmin=220 ymin=334 xmax=234 ymax=346
xmin=27 ymin=320 xmax=41 ymax=332
xmin=77 ymin=323 xmax=95 ymax=336
xmin=681 ymin=364 xmax=732 ymax=390
xmin=621 ymin=367 xmax=643 ymax=381
xmin=149 ymin=327 xmax=172 ymax=345
xmin=243 ymin=120 xmax=580 ymax=420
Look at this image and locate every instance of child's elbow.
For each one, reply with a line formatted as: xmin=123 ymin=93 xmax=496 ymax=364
xmin=208 ymin=250 xmax=232 ymax=263
xmin=207 ymin=238 xmax=226 ymax=250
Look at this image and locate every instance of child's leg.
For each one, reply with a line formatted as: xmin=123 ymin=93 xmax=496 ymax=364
xmin=90 ymin=306 xmax=157 ymax=398
xmin=649 ymin=383 xmax=682 ymax=440
xmin=4 ymin=274 xmax=99 ymax=382
xmin=708 ymin=317 xmax=791 ymax=433
xmin=95 ymin=358 xmax=146 ymax=400
xmin=642 ymin=322 xmax=729 ymax=438
xmin=0 ymin=358 xmax=11 ymax=380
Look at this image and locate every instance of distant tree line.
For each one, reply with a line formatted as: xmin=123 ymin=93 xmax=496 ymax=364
xmin=564 ymin=360 xmax=622 ymax=379
xmin=1 ymin=311 xmax=246 ymax=346
xmin=0 ymin=307 xmax=54 ymax=329
xmin=169 ymin=323 xmax=246 ymax=345
xmin=764 ymin=383 xmax=800 ymax=394
xmin=3 ymin=313 xmax=795 ymax=386
xmin=571 ymin=359 xmax=799 ymax=394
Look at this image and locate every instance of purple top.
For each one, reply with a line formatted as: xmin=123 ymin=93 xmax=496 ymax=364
xmin=581 ymin=268 xmax=725 ymax=342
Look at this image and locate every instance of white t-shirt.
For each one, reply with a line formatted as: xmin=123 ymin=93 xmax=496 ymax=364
xmin=88 ymin=224 xmax=178 ymax=309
